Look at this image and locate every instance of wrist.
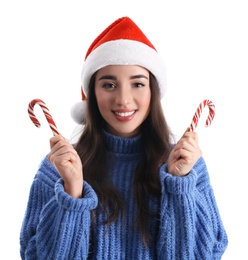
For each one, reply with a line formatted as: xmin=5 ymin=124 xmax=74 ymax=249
xmin=64 ymin=181 xmax=83 ymax=198
xmin=167 ymin=165 xmax=189 ymax=177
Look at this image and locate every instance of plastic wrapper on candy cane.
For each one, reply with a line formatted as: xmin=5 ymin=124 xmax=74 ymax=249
xmin=189 ymin=99 xmax=215 ymax=132
xmin=28 ymin=99 xmax=60 ymax=136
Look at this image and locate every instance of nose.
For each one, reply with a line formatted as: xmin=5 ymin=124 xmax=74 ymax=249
xmin=115 ymin=85 xmax=131 ymax=106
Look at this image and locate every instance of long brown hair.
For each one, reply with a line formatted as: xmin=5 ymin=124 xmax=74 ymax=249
xmin=75 ymin=71 xmax=172 ymax=246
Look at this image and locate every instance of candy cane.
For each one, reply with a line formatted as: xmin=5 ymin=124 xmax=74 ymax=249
xmin=189 ymin=99 xmax=215 ymax=132
xmin=28 ymin=99 xmax=59 ymax=136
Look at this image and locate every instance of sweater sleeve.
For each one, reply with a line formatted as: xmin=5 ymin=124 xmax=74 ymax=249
xmin=157 ymin=157 xmax=228 ymax=260
xmin=20 ymin=156 xmax=98 ymax=260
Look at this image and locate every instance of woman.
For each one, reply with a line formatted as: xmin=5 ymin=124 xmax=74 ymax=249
xmin=20 ymin=16 xmax=228 ymax=259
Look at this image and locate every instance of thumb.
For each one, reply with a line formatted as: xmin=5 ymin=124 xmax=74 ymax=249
xmin=182 ymin=127 xmax=190 ymax=137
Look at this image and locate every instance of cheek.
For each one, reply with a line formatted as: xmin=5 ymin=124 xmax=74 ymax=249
xmin=95 ymin=92 xmax=110 ymax=112
xmin=139 ymin=92 xmax=151 ymax=109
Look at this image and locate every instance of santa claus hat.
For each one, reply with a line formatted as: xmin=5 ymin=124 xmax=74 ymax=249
xmin=71 ymin=16 xmax=167 ymax=124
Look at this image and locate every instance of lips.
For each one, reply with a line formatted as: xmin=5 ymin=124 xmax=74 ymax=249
xmin=114 ymin=111 xmax=135 ymax=117
xmin=113 ymin=110 xmax=136 ymax=121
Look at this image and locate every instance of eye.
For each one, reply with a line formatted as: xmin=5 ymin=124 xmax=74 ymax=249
xmin=132 ymin=82 xmax=145 ymax=88
xmin=102 ymin=83 xmax=116 ymax=89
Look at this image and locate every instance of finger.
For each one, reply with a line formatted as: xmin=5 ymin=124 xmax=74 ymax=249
xmin=51 ymin=141 xmax=77 ymax=157
xmin=49 ymin=138 xmax=76 ymax=163
xmin=174 ymin=145 xmax=195 ymax=159
xmin=49 ymin=134 xmax=65 ymax=149
xmin=177 ymin=128 xmax=192 ymax=144
xmin=176 ymin=135 xmax=197 ymax=150
xmin=184 ymin=127 xmax=190 ymax=134
xmin=50 ymin=149 xmax=78 ymax=166
xmin=181 ymin=130 xmax=199 ymax=143
xmin=49 ymin=147 xmax=78 ymax=169
xmin=50 ymin=136 xmax=72 ymax=152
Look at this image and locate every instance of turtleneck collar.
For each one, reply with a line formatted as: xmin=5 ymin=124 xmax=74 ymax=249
xmin=102 ymin=130 xmax=143 ymax=155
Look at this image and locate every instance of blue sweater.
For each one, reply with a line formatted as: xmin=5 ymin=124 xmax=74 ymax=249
xmin=20 ymin=131 xmax=228 ymax=259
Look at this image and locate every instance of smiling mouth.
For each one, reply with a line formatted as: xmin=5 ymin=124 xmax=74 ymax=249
xmin=114 ymin=111 xmax=136 ymax=117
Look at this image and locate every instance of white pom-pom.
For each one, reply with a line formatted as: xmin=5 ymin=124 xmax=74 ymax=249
xmin=70 ymin=101 xmax=86 ymax=124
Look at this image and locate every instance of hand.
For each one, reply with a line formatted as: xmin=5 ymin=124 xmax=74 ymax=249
xmin=167 ymin=128 xmax=202 ymax=176
xmin=49 ymin=135 xmax=83 ymax=198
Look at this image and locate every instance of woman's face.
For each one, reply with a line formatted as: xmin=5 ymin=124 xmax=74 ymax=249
xmin=95 ymin=65 xmax=151 ymax=138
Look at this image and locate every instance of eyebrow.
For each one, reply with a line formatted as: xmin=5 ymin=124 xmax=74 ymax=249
xmin=98 ymin=74 xmax=149 ymax=81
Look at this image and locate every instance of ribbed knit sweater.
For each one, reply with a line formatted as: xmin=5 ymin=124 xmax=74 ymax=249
xmin=20 ymin=131 xmax=228 ymax=259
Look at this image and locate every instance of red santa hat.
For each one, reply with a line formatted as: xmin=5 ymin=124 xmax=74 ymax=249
xmin=71 ymin=16 xmax=167 ymax=124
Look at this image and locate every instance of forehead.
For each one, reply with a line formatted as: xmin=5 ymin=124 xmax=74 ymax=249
xmin=96 ymin=65 xmax=149 ymax=78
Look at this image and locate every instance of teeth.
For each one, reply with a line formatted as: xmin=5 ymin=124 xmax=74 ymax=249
xmin=115 ymin=111 xmax=135 ymax=117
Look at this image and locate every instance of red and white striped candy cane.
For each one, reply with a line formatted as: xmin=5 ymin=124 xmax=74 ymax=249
xmin=28 ymin=99 xmax=59 ymax=136
xmin=189 ymin=99 xmax=215 ymax=132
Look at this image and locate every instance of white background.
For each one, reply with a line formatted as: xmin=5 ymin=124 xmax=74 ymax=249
xmin=1 ymin=0 xmax=247 ymax=259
